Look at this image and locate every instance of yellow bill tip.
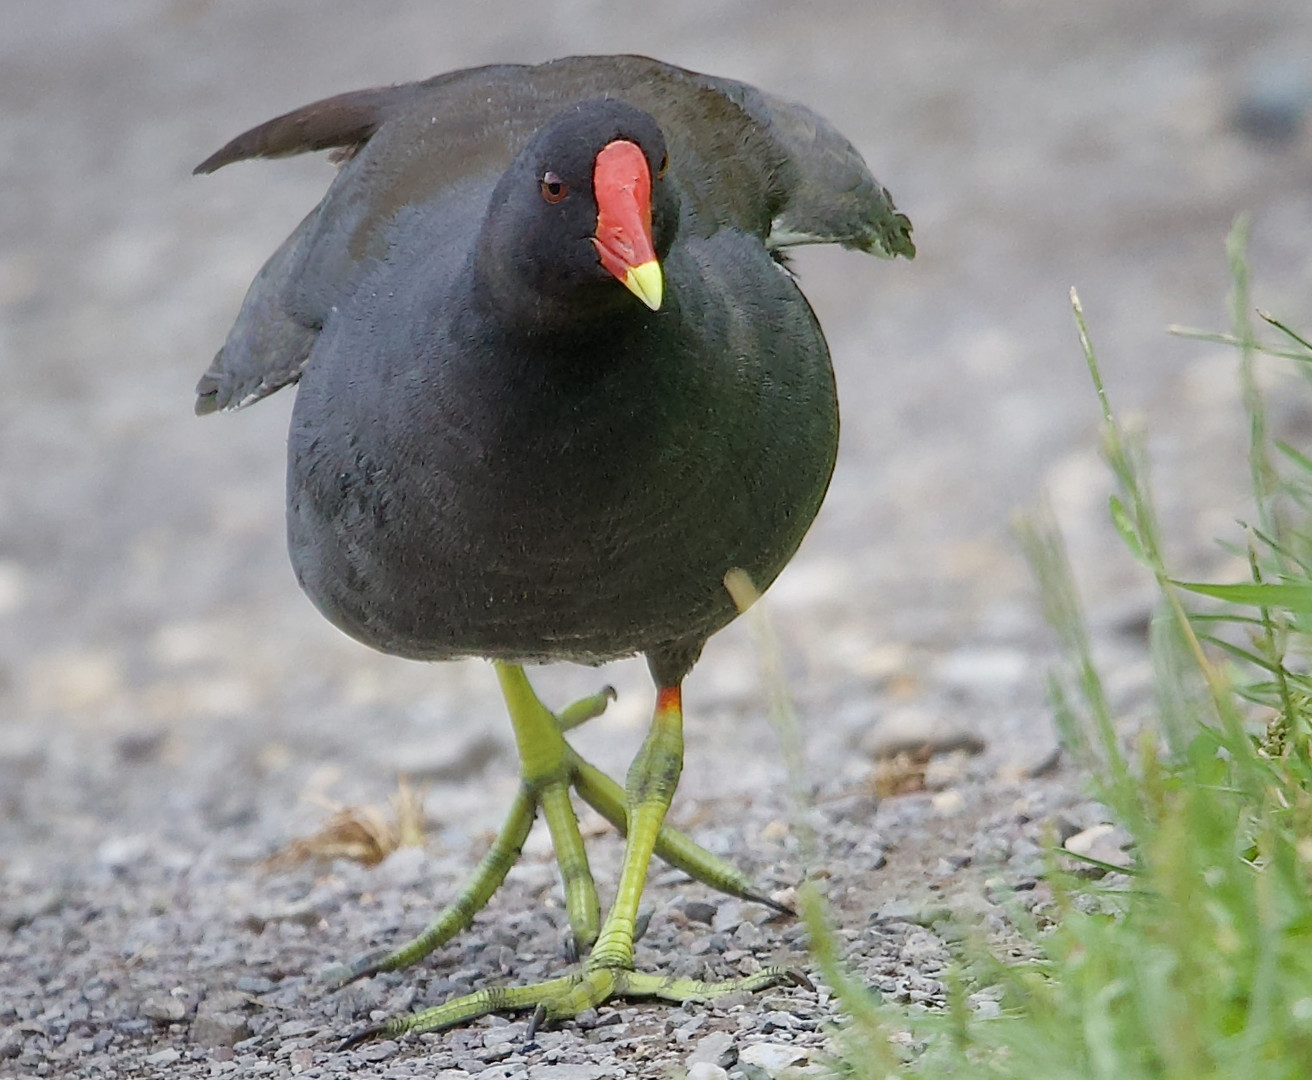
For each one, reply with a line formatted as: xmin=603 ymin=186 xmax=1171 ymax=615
xmin=623 ymin=259 xmax=663 ymax=311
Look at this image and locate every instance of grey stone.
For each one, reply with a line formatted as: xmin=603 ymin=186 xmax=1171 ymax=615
xmin=858 ymin=707 xmax=986 ymax=760
xmin=144 ymin=1047 xmax=181 ymax=1067
xmin=1 ymin=887 xmax=66 ymax=931
xmin=673 ymin=1015 xmax=707 ymax=1042
xmin=687 ymin=1030 xmax=736 ymax=1069
xmin=740 ymin=1041 xmax=810 ymax=1073
xmin=192 ymin=1010 xmax=250 ymax=1048
xmin=0 ymin=1031 xmax=23 ymax=1061
xmin=711 ymin=901 xmax=744 ymax=934
xmin=679 ymin=900 xmax=717 ymax=925
xmin=685 ymin=1064 xmax=729 ymax=1080
xmin=141 ymin=995 xmax=187 ymax=1023
xmin=482 ymin=1041 xmax=515 ymax=1062
xmin=96 ymin=834 xmax=151 ymax=869
xmin=758 ymin=1011 xmax=800 ymax=1034
xmin=525 ymin=1064 xmax=607 ymax=1079
xmin=203 ymin=992 xmax=249 ymax=1018
xmin=875 ymin=898 xmax=949 ymax=926
xmin=356 ymin=1040 xmax=400 ymax=1062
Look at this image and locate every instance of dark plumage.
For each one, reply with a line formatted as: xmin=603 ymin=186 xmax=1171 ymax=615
xmin=197 ymin=54 xmax=911 ymax=684
xmin=196 ymin=54 xmax=912 ymax=1040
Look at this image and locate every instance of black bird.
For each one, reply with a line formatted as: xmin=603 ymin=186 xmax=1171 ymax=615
xmin=195 ymin=54 xmax=913 ymax=1042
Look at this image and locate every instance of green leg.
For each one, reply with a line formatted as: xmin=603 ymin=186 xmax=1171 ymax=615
xmin=496 ymin=663 xmax=601 ymax=952
xmin=558 ymin=681 xmax=787 ymax=912
xmin=330 ymin=665 xmax=604 ymax=986
xmin=340 ymin=680 xmax=809 ymax=1048
xmin=567 ymin=750 xmax=790 ymax=914
xmin=587 ymin=684 xmax=684 ymax=969
xmin=326 ymin=785 xmax=536 ymax=986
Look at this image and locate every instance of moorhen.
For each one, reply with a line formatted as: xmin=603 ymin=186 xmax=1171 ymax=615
xmin=195 ymin=54 xmax=913 ymax=1043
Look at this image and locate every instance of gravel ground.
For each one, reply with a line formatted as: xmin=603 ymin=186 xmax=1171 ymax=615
xmin=4 ymin=2 xmax=1312 ymax=1077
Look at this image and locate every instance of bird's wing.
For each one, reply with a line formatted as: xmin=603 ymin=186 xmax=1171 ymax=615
xmin=193 ymin=206 xmax=319 ymax=414
xmin=193 ymin=56 xmax=913 ymax=414
xmin=192 ymin=83 xmax=431 ymax=414
xmin=726 ymin=86 xmax=916 ymax=259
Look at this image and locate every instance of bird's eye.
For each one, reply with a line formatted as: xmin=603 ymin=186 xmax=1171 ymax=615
xmin=540 ymin=172 xmax=568 ymax=203
xmin=656 ymin=152 xmax=668 ymax=179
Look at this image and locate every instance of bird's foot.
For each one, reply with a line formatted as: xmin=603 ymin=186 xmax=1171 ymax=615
xmin=339 ymin=962 xmax=810 ymax=1048
xmin=326 ymin=678 xmax=787 ymax=988
xmin=325 ymin=754 xmax=789 ymax=987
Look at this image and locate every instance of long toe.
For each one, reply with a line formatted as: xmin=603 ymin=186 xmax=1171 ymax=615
xmin=339 ymin=963 xmax=812 ymax=1045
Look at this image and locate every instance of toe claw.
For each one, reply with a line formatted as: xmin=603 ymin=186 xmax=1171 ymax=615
xmin=338 ymin=1024 xmax=388 ymax=1052
xmin=525 ymin=1003 xmax=547 ymax=1045
xmin=325 ymin=948 xmax=392 ymax=989
xmin=784 ymin=967 xmax=815 ymax=992
xmin=744 ymin=888 xmax=795 ymax=918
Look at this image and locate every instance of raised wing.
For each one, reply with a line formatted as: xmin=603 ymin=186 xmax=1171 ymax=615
xmin=194 ymin=56 xmax=913 ymax=415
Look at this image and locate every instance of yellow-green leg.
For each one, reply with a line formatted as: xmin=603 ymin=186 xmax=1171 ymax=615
xmin=330 ymin=666 xmax=789 ymax=988
xmin=328 ymin=668 xmax=608 ymax=987
xmin=326 ymin=784 xmax=537 ymax=986
xmin=339 ymin=679 xmax=808 ymax=1049
xmin=567 ymin=749 xmax=788 ymax=912
xmin=587 ymin=683 xmax=684 ymax=970
xmin=497 ymin=663 xmax=602 ymax=950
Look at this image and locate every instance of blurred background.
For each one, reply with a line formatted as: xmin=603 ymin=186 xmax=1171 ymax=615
xmin=3 ymin=0 xmax=1312 ymax=969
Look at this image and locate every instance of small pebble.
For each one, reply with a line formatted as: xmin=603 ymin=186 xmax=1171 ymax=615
xmin=96 ymin=834 xmax=151 ymax=870
xmin=687 ymin=1031 xmax=736 ymax=1069
xmin=144 ymin=1047 xmax=181 ymax=1067
xmin=192 ymin=1011 xmax=250 ymax=1049
xmin=679 ymin=900 xmax=717 ymax=925
xmin=739 ymin=1041 xmax=809 ymax=1072
xmin=858 ymin=706 xmax=986 ymax=760
xmin=482 ymin=1041 xmax=514 ymax=1062
xmin=355 ymin=1039 xmax=399 ymax=1062
xmin=1064 ymin=823 xmax=1133 ymax=870
xmin=712 ymin=902 xmax=744 ymax=934
xmin=141 ymin=996 xmax=187 ymax=1023
xmin=0 ymin=888 xmax=66 ymax=932
xmin=673 ymin=1016 xmax=706 ymax=1043
xmin=524 ymin=1064 xmax=607 ymax=1079
xmin=875 ymin=898 xmax=948 ymax=926
xmin=685 ymin=1064 xmax=729 ymax=1080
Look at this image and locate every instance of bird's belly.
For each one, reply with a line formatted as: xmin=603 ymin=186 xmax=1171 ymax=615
xmin=285 ymin=228 xmax=839 ymax=666
xmin=286 ymin=415 xmax=835 ymax=666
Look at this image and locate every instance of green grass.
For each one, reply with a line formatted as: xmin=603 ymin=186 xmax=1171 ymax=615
xmin=809 ymin=221 xmax=1312 ymax=1079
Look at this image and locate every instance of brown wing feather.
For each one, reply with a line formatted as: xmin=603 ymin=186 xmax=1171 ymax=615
xmin=193 ymin=85 xmax=420 ymax=175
